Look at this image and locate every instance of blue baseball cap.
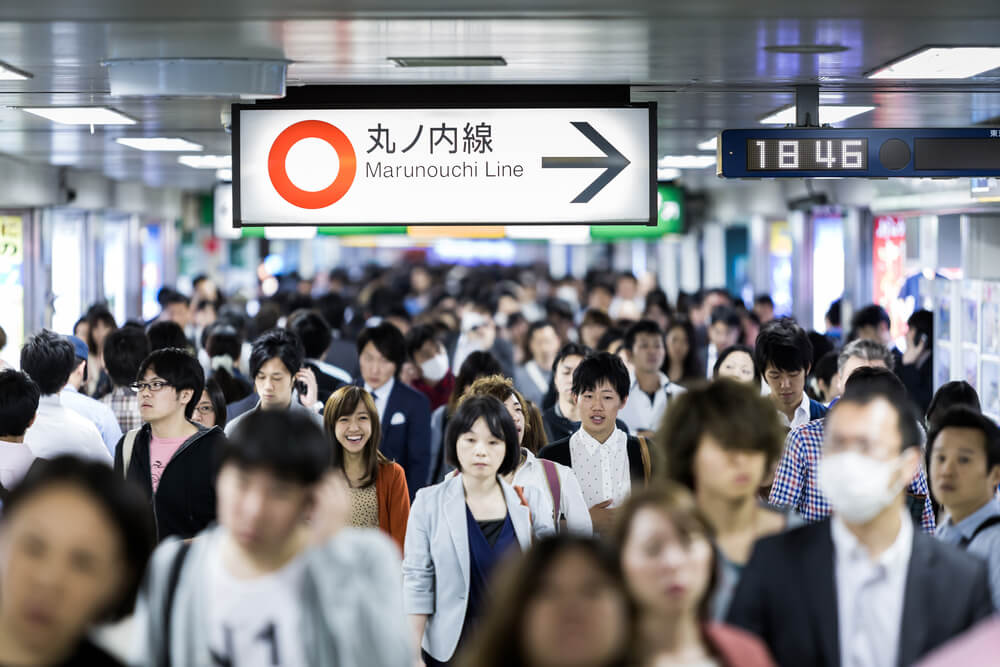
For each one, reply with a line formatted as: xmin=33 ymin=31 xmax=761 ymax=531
xmin=67 ymin=335 xmax=88 ymax=361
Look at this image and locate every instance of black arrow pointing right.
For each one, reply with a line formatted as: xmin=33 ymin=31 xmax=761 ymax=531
xmin=542 ymin=121 xmax=631 ymax=203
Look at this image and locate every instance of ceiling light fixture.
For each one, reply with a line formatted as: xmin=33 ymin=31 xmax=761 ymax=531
xmin=759 ymin=105 xmax=875 ymax=125
xmin=764 ymin=44 xmax=849 ymax=54
xmin=178 ymin=155 xmax=231 ymax=169
xmin=0 ymin=61 xmax=32 ymax=80
xmin=116 ymin=137 xmax=203 ymax=152
xmin=697 ymin=137 xmax=717 ymax=151
xmin=22 ymin=107 xmax=136 ymax=125
xmin=868 ymin=46 xmax=1000 ymax=79
xmin=388 ymin=56 xmax=507 ymax=67
xmin=216 ymin=168 xmax=233 ymax=181
xmin=657 ymin=155 xmax=716 ymax=169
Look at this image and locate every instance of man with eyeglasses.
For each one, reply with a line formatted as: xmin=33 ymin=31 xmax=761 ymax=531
xmin=113 ymin=347 xmax=227 ymax=541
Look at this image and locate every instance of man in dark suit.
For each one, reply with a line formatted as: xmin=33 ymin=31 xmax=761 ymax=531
xmin=729 ymin=381 xmax=994 ymax=666
xmin=357 ymin=323 xmax=431 ymax=499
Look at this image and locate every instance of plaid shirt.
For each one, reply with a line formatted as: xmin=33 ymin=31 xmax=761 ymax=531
xmin=100 ymin=386 xmax=142 ymax=434
xmin=769 ymin=418 xmax=936 ymax=533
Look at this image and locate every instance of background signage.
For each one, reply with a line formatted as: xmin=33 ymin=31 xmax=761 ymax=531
xmin=720 ymin=128 xmax=1000 ymax=178
xmin=235 ymin=105 xmax=654 ymax=226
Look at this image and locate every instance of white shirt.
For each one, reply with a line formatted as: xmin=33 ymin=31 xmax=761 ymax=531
xmin=706 ymin=343 xmax=719 ymax=377
xmin=60 ymin=385 xmax=123 ymax=456
xmin=513 ymin=449 xmax=592 ymax=535
xmin=617 ymin=371 xmax=686 ymax=434
xmin=365 ymin=376 xmax=395 ymax=421
xmin=831 ymin=511 xmax=913 ymax=667
xmin=568 ymin=427 xmax=631 ymax=509
xmin=778 ymin=392 xmax=812 ymax=431
xmin=206 ymin=539 xmax=309 ymax=667
xmin=24 ymin=395 xmax=112 ymax=464
xmin=0 ymin=441 xmax=36 ymax=490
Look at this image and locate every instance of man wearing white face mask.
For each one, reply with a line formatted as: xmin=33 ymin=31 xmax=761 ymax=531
xmin=406 ymin=326 xmax=455 ymax=412
xmin=729 ymin=375 xmax=994 ymax=667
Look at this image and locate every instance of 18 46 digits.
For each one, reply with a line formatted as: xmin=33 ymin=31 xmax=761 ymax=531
xmin=746 ymin=138 xmax=868 ymax=171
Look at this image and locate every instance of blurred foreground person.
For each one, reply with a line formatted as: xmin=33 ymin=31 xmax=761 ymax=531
xmin=134 ymin=410 xmax=409 ymax=667
xmin=617 ymin=483 xmax=775 ymax=667
xmin=459 ymin=536 xmax=631 ymax=667
xmin=0 ymin=456 xmax=155 ymax=666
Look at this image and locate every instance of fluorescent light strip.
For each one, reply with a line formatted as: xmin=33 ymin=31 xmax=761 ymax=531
xmin=216 ymin=168 xmax=233 ymax=181
xmin=759 ymin=105 xmax=875 ymax=125
xmin=869 ymin=47 xmax=1000 ymax=79
xmin=0 ymin=61 xmax=31 ymax=80
xmin=697 ymin=137 xmax=717 ymax=151
xmin=23 ymin=107 xmax=136 ymax=125
xmin=117 ymin=137 xmax=203 ymax=152
xmin=178 ymin=155 xmax=231 ymax=169
xmin=658 ymin=155 xmax=716 ymax=169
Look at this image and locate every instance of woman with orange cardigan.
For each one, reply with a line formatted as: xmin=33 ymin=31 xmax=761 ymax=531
xmin=324 ymin=386 xmax=410 ymax=551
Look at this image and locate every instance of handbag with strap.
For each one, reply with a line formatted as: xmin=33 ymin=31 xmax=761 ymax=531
xmin=538 ymin=459 xmax=562 ymax=525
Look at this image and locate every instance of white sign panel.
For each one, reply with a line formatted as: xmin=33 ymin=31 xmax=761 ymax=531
xmin=236 ymin=107 xmax=653 ymax=225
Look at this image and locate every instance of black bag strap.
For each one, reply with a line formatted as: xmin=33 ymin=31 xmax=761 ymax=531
xmin=161 ymin=540 xmax=192 ymax=666
xmin=959 ymin=515 xmax=1000 ymax=549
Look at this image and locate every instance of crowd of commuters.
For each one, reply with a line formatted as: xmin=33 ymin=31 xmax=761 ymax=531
xmin=0 ymin=264 xmax=994 ymax=666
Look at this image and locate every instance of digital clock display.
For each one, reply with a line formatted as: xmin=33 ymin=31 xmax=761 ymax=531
xmin=746 ymin=138 xmax=868 ymax=171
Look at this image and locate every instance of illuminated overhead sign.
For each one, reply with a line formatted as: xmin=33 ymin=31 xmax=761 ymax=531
xmin=234 ymin=105 xmax=654 ymax=226
xmin=719 ymin=128 xmax=1000 ymax=178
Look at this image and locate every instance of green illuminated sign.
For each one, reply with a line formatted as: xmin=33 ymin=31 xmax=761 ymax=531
xmin=590 ymin=184 xmax=683 ymax=240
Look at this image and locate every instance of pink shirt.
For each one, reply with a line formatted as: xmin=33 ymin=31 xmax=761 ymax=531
xmin=149 ymin=434 xmax=188 ymax=493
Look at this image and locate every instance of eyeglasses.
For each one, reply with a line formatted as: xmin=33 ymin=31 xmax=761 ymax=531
xmin=195 ymin=404 xmax=215 ymax=415
xmin=130 ymin=380 xmax=172 ymax=393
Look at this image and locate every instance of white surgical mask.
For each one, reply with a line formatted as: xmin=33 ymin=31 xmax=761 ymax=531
xmin=420 ymin=353 xmax=450 ymax=383
xmin=818 ymin=451 xmax=904 ymax=524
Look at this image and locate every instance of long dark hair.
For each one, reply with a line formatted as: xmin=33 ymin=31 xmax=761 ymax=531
xmin=663 ymin=318 xmax=703 ymax=381
xmin=457 ymin=536 xmax=633 ymax=667
xmin=323 ymin=386 xmax=387 ymax=488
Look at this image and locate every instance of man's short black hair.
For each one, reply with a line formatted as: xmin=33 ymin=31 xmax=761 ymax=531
xmin=249 ymin=328 xmax=305 ymax=379
xmin=851 ymin=304 xmax=891 ymax=331
xmin=315 ymin=293 xmax=347 ymax=332
xmin=839 ymin=366 xmax=921 ymax=450
xmin=220 ymin=409 xmax=331 ymax=485
xmin=926 ymin=380 xmax=981 ymax=425
xmin=443 ymin=395 xmax=520 ymax=476
xmin=907 ymin=309 xmax=934 ymax=341
xmin=102 ymin=327 xmax=151 ymax=388
xmin=357 ymin=323 xmax=406 ymax=372
xmin=754 ymin=295 xmax=774 ymax=309
xmin=813 ymin=350 xmax=839 ymax=386
xmin=572 ymin=352 xmax=631 ymax=401
xmin=159 ymin=288 xmax=190 ymax=308
xmin=624 ymin=320 xmax=665 ymax=353
xmin=928 ymin=406 xmax=1000 ymax=471
xmin=755 ymin=317 xmax=813 ymax=374
xmin=147 ymin=321 xmax=189 ymax=352
xmin=406 ymin=324 xmax=440 ymax=361
xmin=137 ymin=348 xmax=205 ymax=420
xmin=709 ymin=306 xmax=741 ymax=330
xmin=552 ymin=341 xmax=592 ymax=374
xmin=20 ymin=330 xmax=78 ymax=395
xmin=0 ymin=369 xmax=40 ymax=437
xmin=596 ymin=327 xmax=625 ymax=353
xmin=287 ymin=309 xmax=333 ymax=360
xmin=825 ymin=299 xmax=842 ymax=327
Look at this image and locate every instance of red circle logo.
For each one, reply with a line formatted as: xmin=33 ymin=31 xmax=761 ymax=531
xmin=267 ymin=120 xmax=356 ymax=209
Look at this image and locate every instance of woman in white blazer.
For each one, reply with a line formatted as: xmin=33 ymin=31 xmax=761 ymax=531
xmin=404 ymin=395 xmax=556 ymax=666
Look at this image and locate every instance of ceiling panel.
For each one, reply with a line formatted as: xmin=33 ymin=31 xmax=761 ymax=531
xmin=0 ymin=3 xmax=996 ymax=191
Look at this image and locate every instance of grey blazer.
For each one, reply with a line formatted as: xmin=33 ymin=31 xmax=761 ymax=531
xmin=402 ymin=474 xmax=556 ymax=661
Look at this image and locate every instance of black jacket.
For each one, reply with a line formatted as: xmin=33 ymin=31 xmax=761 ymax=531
xmin=727 ymin=519 xmax=994 ymax=667
xmin=113 ymin=423 xmax=226 ymax=542
xmin=538 ymin=433 xmax=647 ymax=484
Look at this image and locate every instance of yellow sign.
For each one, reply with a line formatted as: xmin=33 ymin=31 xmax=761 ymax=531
xmin=0 ymin=216 xmax=23 ymax=262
